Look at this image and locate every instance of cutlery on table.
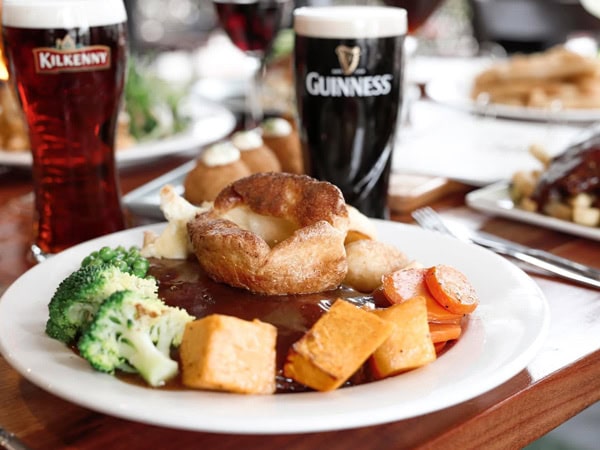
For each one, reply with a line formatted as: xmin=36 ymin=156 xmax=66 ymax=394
xmin=0 ymin=427 xmax=32 ymax=450
xmin=411 ymin=207 xmax=600 ymax=290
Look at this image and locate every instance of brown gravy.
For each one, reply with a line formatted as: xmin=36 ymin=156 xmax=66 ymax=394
xmin=122 ymin=257 xmax=387 ymax=393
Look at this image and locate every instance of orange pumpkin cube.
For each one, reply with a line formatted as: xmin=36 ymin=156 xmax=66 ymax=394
xmin=371 ymin=296 xmax=437 ymax=379
xmin=179 ymin=314 xmax=277 ymax=394
xmin=283 ymin=299 xmax=393 ymax=391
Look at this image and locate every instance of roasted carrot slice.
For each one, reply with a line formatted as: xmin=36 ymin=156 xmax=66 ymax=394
xmin=424 ymin=265 xmax=479 ymax=315
xmin=382 ymin=268 xmax=464 ymax=323
xmin=382 ymin=268 xmax=425 ymax=304
xmin=425 ymin=295 xmax=464 ymax=324
xmin=429 ymin=322 xmax=462 ymax=344
xmin=428 ymin=314 xmax=463 ymax=325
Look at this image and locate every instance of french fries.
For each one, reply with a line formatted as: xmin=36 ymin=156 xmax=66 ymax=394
xmin=471 ymin=46 xmax=600 ymax=110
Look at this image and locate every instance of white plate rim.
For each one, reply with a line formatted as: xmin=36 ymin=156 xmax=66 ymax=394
xmin=0 ymin=221 xmax=550 ymax=434
xmin=466 ymin=181 xmax=600 ymax=241
xmin=0 ymin=98 xmax=236 ymax=168
xmin=426 ymin=73 xmax=600 ymax=123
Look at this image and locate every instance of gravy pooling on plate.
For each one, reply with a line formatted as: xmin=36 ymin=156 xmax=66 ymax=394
xmin=146 ymin=257 xmax=384 ymax=393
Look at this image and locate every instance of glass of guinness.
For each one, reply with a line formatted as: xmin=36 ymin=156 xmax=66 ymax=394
xmin=294 ymin=6 xmax=407 ymax=219
xmin=2 ymin=0 xmax=128 ymax=260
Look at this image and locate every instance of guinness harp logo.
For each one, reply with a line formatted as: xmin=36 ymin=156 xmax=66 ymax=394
xmin=335 ymin=45 xmax=361 ymax=75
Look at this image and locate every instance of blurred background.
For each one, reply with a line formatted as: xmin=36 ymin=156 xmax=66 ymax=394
xmin=124 ymin=0 xmax=600 ymax=56
xmin=119 ymin=0 xmax=600 ymax=125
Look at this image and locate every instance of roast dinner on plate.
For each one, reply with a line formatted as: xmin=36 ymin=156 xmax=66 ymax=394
xmin=47 ymin=42 xmax=596 ymax=394
xmin=29 ymin=50 xmax=600 ymax=394
xmin=45 ymin=166 xmax=480 ymax=395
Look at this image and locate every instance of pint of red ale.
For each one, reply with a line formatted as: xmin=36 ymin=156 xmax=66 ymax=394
xmin=2 ymin=0 xmax=128 ymax=258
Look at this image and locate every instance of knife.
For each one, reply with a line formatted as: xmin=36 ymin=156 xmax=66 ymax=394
xmin=459 ymin=228 xmax=600 ymax=290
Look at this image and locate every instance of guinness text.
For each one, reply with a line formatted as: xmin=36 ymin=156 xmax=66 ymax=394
xmin=305 ymin=72 xmax=393 ymax=97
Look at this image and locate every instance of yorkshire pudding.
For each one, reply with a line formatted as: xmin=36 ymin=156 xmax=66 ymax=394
xmin=187 ymin=172 xmax=350 ymax=295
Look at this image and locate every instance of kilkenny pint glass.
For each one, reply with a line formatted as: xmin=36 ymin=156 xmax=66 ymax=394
xmin=294 ymin=6 xmax=406 ymax=219
xmin=2 ymin=0 xmax=128 ymax=259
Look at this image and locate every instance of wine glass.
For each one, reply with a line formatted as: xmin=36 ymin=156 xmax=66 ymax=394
xmin=213 ymin=0 xmax=291 ymax=129
xmin=381 ymin=0 xmax=445 ymax=35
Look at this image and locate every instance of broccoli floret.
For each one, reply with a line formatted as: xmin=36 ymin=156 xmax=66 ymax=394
xmin=77 ymin=290 xmax=194 ymax=387
xmin=46 ymin=264 xmax=158 ymax=344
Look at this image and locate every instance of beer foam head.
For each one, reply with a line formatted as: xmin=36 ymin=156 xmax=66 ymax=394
xmin=3 ymin=0 xmax=127 ymax=29
xmin=294 ymin=6 xmax=407 ymax=39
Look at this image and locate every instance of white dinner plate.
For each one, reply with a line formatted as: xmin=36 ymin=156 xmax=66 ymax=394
xmin=0 ymin=98 xmax=236 ymax=169
xmin=426 ymin=72 xmax=600 ymax=123
xmin=466 ymin=181 xmax=600 ymax=241
xmin=0 ymin=221 xmax=549 ymax=434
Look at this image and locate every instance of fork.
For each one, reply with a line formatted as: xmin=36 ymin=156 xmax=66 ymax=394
xmin=0 ymin=426 xmax=32 ymax=450
xmin=412 ymin=206 xmax=600 ymax=290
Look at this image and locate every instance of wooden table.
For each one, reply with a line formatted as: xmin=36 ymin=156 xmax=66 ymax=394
xmin=1 ymin=157 xmax=599 ymax=450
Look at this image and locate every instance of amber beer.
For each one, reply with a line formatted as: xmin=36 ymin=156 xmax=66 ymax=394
xmin=294 ymin=7 xmax=406 ymax=218
xmin=2 ymin=0 xmax=128 ymax=257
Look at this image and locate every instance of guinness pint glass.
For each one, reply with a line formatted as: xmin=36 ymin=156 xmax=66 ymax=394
xmin=3 ymin=0 xmax=128 ymax=258
xmin=294 ymin=6 xmax=406 ymax=218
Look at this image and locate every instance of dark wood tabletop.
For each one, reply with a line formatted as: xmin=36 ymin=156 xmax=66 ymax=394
xmin=0 ymin=155 xmax=599 ymax=450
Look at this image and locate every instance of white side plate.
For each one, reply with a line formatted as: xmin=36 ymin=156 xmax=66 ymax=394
xmin=466 ymin=182 xmax=600 ymax=241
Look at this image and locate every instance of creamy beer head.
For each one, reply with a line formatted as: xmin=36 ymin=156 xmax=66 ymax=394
xmin=294 ymin=6 xmax=407 ymax=39
xmin=3 ymin=0 xmax=127 ymax=28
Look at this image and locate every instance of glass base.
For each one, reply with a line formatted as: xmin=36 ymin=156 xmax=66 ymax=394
xmin=31 ymin=244 xmax=52 ymax=264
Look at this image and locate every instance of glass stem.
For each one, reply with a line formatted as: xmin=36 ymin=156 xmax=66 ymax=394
xmin=246 ymin=55 xmax=265 ymax=130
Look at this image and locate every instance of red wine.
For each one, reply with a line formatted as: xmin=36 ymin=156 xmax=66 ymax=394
xmin=382 ymin=0 xmax=444 ymax=33
xmin=214 ymin=0 xmax=289 ymax=54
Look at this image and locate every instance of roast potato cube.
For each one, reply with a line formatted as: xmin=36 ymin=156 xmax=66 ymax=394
xmin=179 ymin=314 xmax=277 ymax=394
xmin=344 ymin=239 xmax=410 ymax=292
xmin=283 ymin=299 xmax=393 ymax=391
